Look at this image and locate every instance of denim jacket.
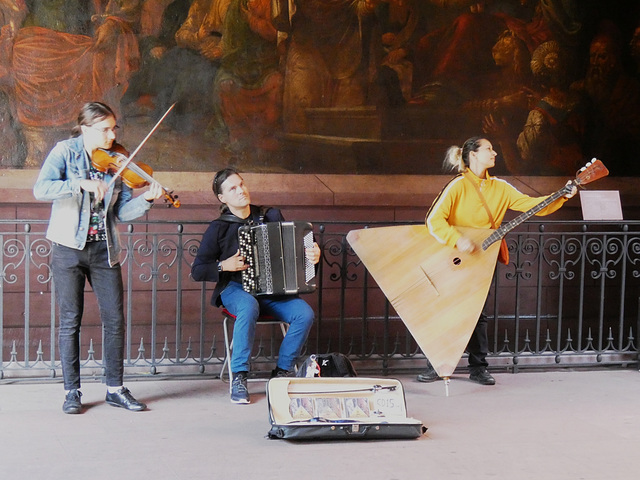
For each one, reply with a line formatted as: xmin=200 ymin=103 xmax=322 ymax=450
xmin=33 ymin=136 xmax=153 ymax=266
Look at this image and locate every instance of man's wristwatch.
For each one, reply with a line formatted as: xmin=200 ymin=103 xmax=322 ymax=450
xmin=217 ymin=261 xmax=223 ymax=273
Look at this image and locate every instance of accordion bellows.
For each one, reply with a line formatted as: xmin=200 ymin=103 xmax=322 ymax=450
xmin=238 ymin=222 xmax=316 ymax=295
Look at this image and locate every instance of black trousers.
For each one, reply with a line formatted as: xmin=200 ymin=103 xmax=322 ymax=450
xmin=52 ymin=242 xmax=125 ymax=390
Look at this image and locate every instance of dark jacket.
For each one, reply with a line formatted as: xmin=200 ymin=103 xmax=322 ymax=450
xmin=191 ymin=205 xmax=284 ymax=306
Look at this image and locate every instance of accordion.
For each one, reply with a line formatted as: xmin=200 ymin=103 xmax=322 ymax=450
xmin=238 ymin=221 xmax=317 ymax=295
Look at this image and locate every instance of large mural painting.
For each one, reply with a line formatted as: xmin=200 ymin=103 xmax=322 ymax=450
xmin=0 ymin=0 xmax=639 ymax=175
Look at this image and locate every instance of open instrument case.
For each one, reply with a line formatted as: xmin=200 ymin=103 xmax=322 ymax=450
xmin=266 ymin=377 xmax=427 ymax=440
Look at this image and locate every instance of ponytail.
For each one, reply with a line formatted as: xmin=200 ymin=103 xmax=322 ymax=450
xmin=443 ymin=146 xmax=465 ymax=172
xmin=443 ymin=136 xmax=485 ymax=173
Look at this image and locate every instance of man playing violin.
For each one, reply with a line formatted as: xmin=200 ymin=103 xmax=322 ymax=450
xmin=33 ymin=102 xmax=164 ymax=414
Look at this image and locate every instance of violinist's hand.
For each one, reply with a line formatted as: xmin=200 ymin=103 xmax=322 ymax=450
xmin=564 ymin=181 xmax=578 ymax=199
xmin=80 ymin=179 xmax=108 ymax=202
xmin=306 ymin=242 xmax=321 ymax=265
xmin=220 ymin=250 xmax=249 ymax=272
xmin=144 ymin=182 xmax=164 ymax=202
xmin=456 ymin=236 xmax=477 ymax=254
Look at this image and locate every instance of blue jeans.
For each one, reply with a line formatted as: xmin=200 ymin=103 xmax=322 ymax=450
xmin=220 ymin=281 xmax=314 ymax=373
xmin=51 ymin=242 xmax=125 ymax=390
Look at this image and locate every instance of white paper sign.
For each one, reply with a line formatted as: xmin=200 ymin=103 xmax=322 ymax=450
xmin=579 ymin=190 xmax=623 ymax=220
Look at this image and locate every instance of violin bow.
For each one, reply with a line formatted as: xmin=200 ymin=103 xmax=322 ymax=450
xmin=106 ymin=102 xmax=176 ymax=189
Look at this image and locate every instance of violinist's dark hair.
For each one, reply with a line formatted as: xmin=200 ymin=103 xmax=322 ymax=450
xmin=71 ymin=102 xmax=116 ymax=137
xmin=212 ymin=167 xmax=241 ymax=198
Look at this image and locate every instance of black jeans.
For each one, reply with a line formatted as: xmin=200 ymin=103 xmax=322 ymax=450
xmin=51 ymin=242 xmax=125 ymax=390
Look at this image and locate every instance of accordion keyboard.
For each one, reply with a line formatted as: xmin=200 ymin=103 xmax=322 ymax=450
xmin=238 ymin=221 xmax=316 ymax=296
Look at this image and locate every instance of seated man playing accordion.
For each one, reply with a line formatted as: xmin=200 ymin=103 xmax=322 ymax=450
xmin=191 ymin=167 xmax=321 ymax=404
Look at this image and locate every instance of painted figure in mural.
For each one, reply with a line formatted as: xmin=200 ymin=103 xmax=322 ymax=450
xmin=156 ymin=0 xmax=230 ymax=130
xmin=416 ymin=136 xmax=576 ymax=385
xmin=0 ymin=1 xmax=27 ymax=83
xmin=514 ymin=40 xmax=585 ymax=175
xmin=485 ymin=40 xmax=586 ymax=175
xmin=495 ymin=0 xmax=584 ymax=54
xmin=412 ymin=0 xmax=584 ymax=106
xmin=8 ymin=1 xmax=140 ymax=166
xmin=0 ymin=0 xmax=26 ymax=29
xmin=92 ymin=0 xmax=144 ymax=28
xmin=483 ymin=29 xmax=534 ymax=104
xmin=140 ymin=0 xmax=176 ymax=36
xmin=191 ymin=167 xmax=320 ymax=404
xmin=214 ymin=0 xmax=282 ymax=155
xmin=175 ymin=0 xmax=230 ymax=58
xmin=370 ymin=0 xmax=420 ymax=106
xmin=23 ymin=0 xmax=93 ymax=35
xmin=91 ymin=2 xmax=144 ymax=102
xmin=462 ymin=29 xmax=535 ymax=133
xmin=571 ymin=25 xmax=640 ymax=176
xmin=277 ymin=0 xmax=381 ymax=133
xmin=33 ymin=102 xmax=164 ymax=414
xmin=412 ymin=1 xmax=507 ymax=104
xmin=0 ymin=90 xmax=25 ymax=167
xmin=0 ymin=0 xmax=27 ymax=167
xmin=120 ymin=0 xmax=193 ymax=123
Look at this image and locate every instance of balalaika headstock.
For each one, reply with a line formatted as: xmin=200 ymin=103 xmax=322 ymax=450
xmin=483 ymin=158 xmax=609 ymax=250
xmin=566 ymin=159 xmax=609 ymax=193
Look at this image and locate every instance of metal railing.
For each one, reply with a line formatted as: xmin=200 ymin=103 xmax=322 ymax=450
xmin=1 ymin=219 xmax=639 ymax=382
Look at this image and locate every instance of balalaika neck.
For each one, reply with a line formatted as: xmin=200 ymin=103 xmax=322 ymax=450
xmin=482 ymin=183 xmax=572 ymax=250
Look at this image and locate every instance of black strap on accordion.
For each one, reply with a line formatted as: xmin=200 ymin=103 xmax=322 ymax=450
xmin=217 ymin=205 xmax=270 ymax=224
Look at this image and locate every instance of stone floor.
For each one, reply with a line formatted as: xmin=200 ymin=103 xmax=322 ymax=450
xmin=1 ymin=368 xmax=639 ymax=480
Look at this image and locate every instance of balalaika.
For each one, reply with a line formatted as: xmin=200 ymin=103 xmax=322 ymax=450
xmin=238 ymin=221 xmax=316 ymax=295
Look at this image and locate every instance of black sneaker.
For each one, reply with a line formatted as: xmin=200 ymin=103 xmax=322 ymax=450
xmin=469 ymin=369 xmax=496 ymax=386
xmin=62 ymin=389 xmax=82 ymax=414
xmin=270 ymin=367 xmax=292 ymax=378
xmin=416 ymin=366 xmax=440 ymax=383
xmin=230 ymin=372 xmax=250 ymax=404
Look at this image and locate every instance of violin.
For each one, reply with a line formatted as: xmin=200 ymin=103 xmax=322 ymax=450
xmin=91 ymin=143 xmax=181 ymax=208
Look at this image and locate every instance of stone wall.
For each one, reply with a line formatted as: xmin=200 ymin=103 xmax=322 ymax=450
xmin=4 ymin=170 xmax=640 ymax=224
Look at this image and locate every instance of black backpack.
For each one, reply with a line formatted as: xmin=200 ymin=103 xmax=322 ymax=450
xmin=296 ymin=353 xmax=357 ymax=377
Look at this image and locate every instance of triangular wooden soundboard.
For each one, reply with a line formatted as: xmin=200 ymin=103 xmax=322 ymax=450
xmin=347 ymin=225 xmax=501 ymax=378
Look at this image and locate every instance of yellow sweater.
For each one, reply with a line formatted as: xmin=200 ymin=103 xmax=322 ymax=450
xmin=426 ymin=169 xmax=568 ymax=248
